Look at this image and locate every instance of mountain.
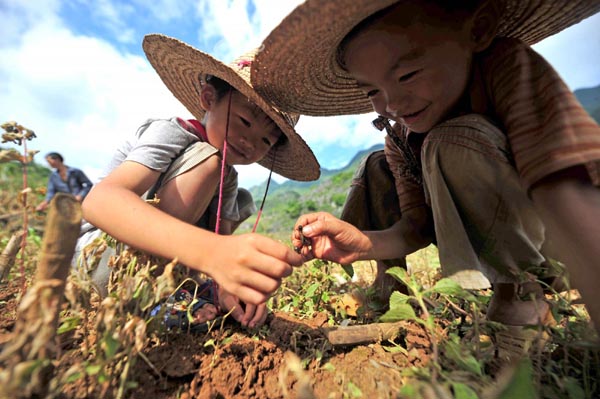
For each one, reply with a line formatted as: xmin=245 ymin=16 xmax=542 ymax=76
xmin=240 ymin=143 xmax=384 ymax=240
xmin=574 ymin=84 xmax=600 ymax=123
xmin=0 ymin=151 xmax=51 ymax=194
xmin=248 ymin=143 xmax=384 ymax=199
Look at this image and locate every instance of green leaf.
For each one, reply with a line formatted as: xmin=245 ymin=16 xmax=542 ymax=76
xmin=379 ymin=302 xmax=416 ymax=323
xmin=496 ymin=358 xmax=538 ymax=399
xmin=346 ymin=381 xmax=363 ymax=398
xmin=103 ymin=334 xmax=120 ymax=359
xmin=321 ymin=363 xmax=335 ymax=372
xmin=57 ymin=316 xmax=81 ymax=335
xmin=429 ymin=278 xmax=475 ymax=301
xmin=389 ymin=290 xmax=411 ymax=307
xmin=452 ymin=382 xmax=478 ymax=399
xmin=443 ymin=340 xmax=482 ymax=376
xmin=386 ymin=267 xmax=410 ymax=285
xmin=383 ymin=345 xmax=408 ymax=355
xmin=85 ymin=364 xmax=102 ymax=376
xmin=305 ymin=282 xmax=319 ymax=298
xmin=65 ymin=371 xmax=83 ymax=383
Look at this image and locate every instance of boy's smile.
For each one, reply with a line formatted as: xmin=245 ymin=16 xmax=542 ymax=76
xmin=204 ymin=91 xmax=281 ymax=165
xmin=342 ymin=4 xmax=475 ymax=133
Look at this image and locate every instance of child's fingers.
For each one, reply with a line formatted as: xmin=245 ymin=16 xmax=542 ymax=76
xmin=294 ymin=212 xmax=331 ymax=232
xmin=233 ymin=284 xmax=274 ymax=306
xmin=243 ymin=234 xmax=304 ymax=267
xmin=192 ymin=304 xmax=218 ymax=323
xmin=219 ymin=293 xmax=245 ymax=323
xmin=247 ymin=304 xmax=268 ymax=328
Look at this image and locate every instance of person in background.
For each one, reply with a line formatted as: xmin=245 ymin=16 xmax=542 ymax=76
xmin=36 ymin=151 xmax=93 ymax=211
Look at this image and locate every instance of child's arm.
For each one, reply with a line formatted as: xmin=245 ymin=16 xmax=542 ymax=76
xmin=293 ymin=206 xmax=433 ymax=263
xmin=531 ymin=167 xmax=600 ymax=330
xmin=83 ymin=161 xmax=304 ymax=305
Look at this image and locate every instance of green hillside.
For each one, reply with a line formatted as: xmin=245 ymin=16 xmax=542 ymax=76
xmin=0 ymin=150 xmax=50 ymax=194
xmin=239 ymin=143 xmax=383 ymax=240
xmin=574 ymin=84 xmax=600 ymax=123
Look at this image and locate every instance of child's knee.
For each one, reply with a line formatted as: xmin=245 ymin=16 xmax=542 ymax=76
xmin=421 ymin=114 xmax=513 ymax=184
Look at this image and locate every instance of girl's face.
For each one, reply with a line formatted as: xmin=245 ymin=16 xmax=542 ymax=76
xmin=342 ymin=4 xmax=475 ymax=133
xmin=202 ymin=90 xmax=281 ymax=165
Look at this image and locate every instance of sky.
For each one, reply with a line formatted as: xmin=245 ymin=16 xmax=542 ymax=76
xmin=1 ymin=1 xmax=599 ymax=189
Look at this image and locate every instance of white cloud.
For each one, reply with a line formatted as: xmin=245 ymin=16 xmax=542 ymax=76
xmin=0 ymin=3 xmax=190 ymax=183
xmin=195 ymin=0 xmax=303 ymax=61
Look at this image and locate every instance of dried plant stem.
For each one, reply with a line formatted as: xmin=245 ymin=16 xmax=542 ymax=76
xmin=34 ymin=193 xmax=81 ymax=285
xmin=19 ymin=135 xmax=29 ymax=293
xmin=0 ymin=230 xmax=25 ymax=282
xmin=0 ymin=193 xmax=81 ymax=397
xmin=323 ymin=321 xmax=408 ymax=346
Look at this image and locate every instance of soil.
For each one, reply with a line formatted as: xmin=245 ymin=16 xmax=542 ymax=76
xmin=0 ymin=277 xmax=431 ymax=399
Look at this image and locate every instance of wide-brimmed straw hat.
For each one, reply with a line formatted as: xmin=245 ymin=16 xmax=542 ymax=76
xmin=142 ymin=34 xmax=320 ymax=181
xmin=252 ymin=0 xmax=600 ymax=116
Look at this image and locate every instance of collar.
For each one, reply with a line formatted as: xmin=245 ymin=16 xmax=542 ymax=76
xmin=176 ymin=117 xmax=208 ymax=142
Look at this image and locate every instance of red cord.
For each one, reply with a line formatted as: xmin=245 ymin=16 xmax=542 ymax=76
xmin=212 ymin=90 xmax=233 ymax=312
xmin=211 ymin=92 xmax=278 ymax=314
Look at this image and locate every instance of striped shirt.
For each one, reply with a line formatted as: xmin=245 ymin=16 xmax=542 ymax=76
xmin=386 ymin=37 xmax=600 ymax=213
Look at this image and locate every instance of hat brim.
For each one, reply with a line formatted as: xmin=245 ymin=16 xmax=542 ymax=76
xmin=252 ymin=0 xmax=600 ymax=116
xmin=143 ymin=34 xmax=320 ymax=181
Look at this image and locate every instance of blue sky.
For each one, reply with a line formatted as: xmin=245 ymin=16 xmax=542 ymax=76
xmin=1 ymin=0 xmax=599 ymax=188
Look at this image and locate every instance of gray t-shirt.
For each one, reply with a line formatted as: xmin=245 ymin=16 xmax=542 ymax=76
xmin=98 ymin=117 xmax=240 ymax=222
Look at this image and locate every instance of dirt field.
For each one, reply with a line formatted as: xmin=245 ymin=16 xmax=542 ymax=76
xmin=0 ymin=274 xmax=434 ymax=399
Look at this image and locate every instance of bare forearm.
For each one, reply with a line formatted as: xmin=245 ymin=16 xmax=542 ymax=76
xmin=82 ymin=184 xmax=218 ymax=274
xmin=365 ymin=206 xmax=433 ymax=261
xmin=531 ymin=175 xmax=600 ymax=331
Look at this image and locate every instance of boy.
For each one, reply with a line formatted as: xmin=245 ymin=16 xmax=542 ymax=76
xmin=252 ymin=0 xmax=600 ymax=332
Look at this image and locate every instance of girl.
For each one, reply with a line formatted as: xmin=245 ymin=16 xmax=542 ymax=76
xmin=76 ymin=34 xmax=320 ymax=329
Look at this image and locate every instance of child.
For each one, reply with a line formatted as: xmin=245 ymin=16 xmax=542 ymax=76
xmin=75 ymin=34 xmax=320 ymax=329
xmin=36 ymin=152 xmax=93 ymax=211
xmin=252 ymin=0 xmax=600 ymax=333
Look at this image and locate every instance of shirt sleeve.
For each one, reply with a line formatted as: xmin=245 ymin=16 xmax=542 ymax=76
xmin=71 ymin=168 xmax=93 ymax=198
xmin=384 ymin=134 xmax=427 ymax=213
xmin=482 ymin=38 xmax=600 ymax=189
xmin=126 ymin=119 xmax=200 ymax=172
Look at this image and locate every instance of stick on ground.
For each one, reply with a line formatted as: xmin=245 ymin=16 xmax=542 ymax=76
xmin=0 ymin=230 xmax=25 ymax=282
xmin=322 ymin=321 xmax=408 ymax=346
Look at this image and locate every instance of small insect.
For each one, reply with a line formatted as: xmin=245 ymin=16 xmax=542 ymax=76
xmin=293 ymin=224 xmax=311 ymax=254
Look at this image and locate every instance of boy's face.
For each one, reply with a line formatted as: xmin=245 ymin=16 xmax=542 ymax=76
xmin=342 ymin=3 xmax=475 ymax=133
xmin=204 ymin=91 xmax=281 ymax=166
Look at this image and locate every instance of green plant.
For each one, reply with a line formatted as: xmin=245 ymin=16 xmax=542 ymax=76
xmin=272 ymin=259 xmax=340 ymax=322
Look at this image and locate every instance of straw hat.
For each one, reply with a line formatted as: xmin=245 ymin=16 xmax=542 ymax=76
xmin=142 ymin=34 xmax=320 ymax=181
xmin=252 ymin=0 xmax=600 ymax=116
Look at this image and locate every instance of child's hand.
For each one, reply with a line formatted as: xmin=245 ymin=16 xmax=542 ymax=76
xmin=207 ymin=234 xmax=303 ymax=306
xmin=292 ymin=212 xmax=371 ymax=264
xmin=218 ymin=288 xmax=268 ymax=328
